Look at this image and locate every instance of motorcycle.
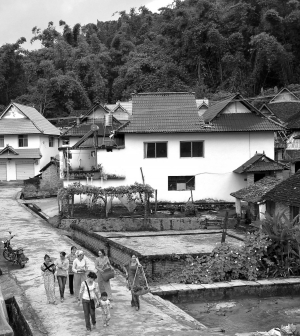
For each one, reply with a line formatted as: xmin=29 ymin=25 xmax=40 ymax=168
xmin=2 ymin=232 xmax=29 ymax=268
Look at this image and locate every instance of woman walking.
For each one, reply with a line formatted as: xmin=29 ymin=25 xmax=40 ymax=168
xmin=123 ymin=255 xmax=142 ymax=311
xmin=67 ymin=246 xmax=77 ymax=295
xmin=72 ymin=250 xmax=87 ymax=303
xmin=78 ymin=271 xmax=100 ymax=333
xmin=95 ymin=249 xmax=113 ymax=303
xmin=55 ymin=251 xmax=69 ymax=302
xmin=41 ymin=254 xmax=56 ymax=305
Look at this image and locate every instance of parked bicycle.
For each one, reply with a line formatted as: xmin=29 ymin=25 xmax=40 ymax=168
xmin=2 ymin=232 xmax=29 ymax=268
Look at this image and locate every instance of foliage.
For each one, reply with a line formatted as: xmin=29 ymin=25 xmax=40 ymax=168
xmin=3 ymin=1 xmax=300 ymax=114
xmin=252 ymin=211 xmax=300 ymax=277
xmin=173 ymin=232 xmax=271 ymax=284
xmin=184 ymin=201 xmax=196 ymax=216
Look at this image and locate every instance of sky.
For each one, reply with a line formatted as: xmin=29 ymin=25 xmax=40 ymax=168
xmin=0 ymin=0 xmax=172 ymax=49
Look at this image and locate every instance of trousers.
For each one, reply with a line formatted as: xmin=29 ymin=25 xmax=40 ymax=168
xmin=82 ymin=298 xmax=96 ymax=331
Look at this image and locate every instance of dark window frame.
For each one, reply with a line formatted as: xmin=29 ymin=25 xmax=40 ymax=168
xmin=0 ymin=135 xmax=4 ymax=147
xmin=168 ymin=176 xmax=195 ymax=191
xmin=49 ymin=136 xmax=54 ymax=147
xmin=18 ymin=135 xmax=28 ymax=147
xmin=144 ymin=142 xmax=168 ymax=158
xmin=62 ymin=138 xmax=70 ymax=146
xmin=180 ymin=141 xmax=204 ymax=158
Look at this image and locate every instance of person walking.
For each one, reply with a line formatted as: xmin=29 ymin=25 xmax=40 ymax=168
xmin=72 ymin=250 xmax=87 ymax=303
xmin=78 ymin=271 xmax=100 ymax=333
xmin=41 ymin=254 xmax=56 ymax=305
xmin=123 ymin=255 xmax=142 ymax=311
xmin=55 ymin=251 xmax=69 ymax=302
xmin=99 ymin=291 xmax=111 ymax=327
xmin=67 ymin=246 xmax=77 ymax=295
xmin=95 ymin=249 xmax=113 ymax=304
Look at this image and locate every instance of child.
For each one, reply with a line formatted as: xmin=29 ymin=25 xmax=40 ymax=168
xmin=99 ymin=292 xmax=111 ymax=327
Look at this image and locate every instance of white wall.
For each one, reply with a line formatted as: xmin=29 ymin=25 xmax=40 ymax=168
xmin=63 ymin=131 xmax=274 ymax=202
xmin=0 ymin=134 xmax=40 ymax=149
xmin=271 ymin=91 xmax=299 ymax=103
xmin=39 ymin=135 xmax=59 ymax=168
xmin=223 ymin=102 xmax=251 ymax=114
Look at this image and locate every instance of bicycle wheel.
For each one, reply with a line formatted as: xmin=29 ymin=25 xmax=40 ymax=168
xmin=3 ymin=249 xmax=12 ymax=261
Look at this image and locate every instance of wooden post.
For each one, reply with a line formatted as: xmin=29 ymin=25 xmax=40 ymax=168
xmin=105 ymin=194 xmax=108 ymax=218
xmin=154 ymin=189 xmax=157 ymax=214
xmin=221 ymin=211 xmax=228 ymax=243
xmin=144 ymin=192 xmax=147 ymax=223
xmin=140 ymin=167 xmax=145 ymax=184
xmin=190 ymin=189 xmax=194 ymax=203
xmin=71 ymin=194 xmax=74 ymax=217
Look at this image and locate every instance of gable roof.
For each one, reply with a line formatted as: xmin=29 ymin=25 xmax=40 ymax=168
xmin=202 ymin=93 xmax=265 ymax=123
xmin=234 ymin=153 xmax=285 ymax=174
xmin=0 ymin=148 xmax=41 ymax=159
xmin=0 ymin=145 xmax=18 ymax=155
xmin=0 ymin=103 xmax=60 ymax=136
xmin=80 ymin=103 xmax=110 ymax=121
xmin=230 ymin=176 xmax=281 ymax=203
xmin=119 ymin=92 xmax=206 ymax=133
xmin=262 ymin=102 xmax=300 ymax=124
xmin=269 ymin=88 xmax=299 ymax=104
xmin=264 ymin=171 xmax=300 ymax=207
xmin=106 ymin=101 xmax=133 ymax=114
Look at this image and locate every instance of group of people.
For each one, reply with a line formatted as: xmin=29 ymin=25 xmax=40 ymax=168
xmin=41 ymin=245 xmax=143 ymax=333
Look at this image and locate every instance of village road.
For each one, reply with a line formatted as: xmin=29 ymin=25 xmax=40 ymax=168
xmin=0 ymin=187 xmax=211 ymax=336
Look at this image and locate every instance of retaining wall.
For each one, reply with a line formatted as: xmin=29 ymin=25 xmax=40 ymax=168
xmin=71 ymin=224 xmax=206 ymax=281
xmin=62 ymin=217 xmax=234 ymax=231
xmin=0 ymin=286 xmax=13 ymax=336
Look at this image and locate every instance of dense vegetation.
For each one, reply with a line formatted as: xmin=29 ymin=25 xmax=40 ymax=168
xmin=1 ymin=0 xmax=300 ymax=116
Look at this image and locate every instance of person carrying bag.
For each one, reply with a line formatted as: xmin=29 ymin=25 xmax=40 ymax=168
xmin=79 ymin=271 xmax=100 ymax=333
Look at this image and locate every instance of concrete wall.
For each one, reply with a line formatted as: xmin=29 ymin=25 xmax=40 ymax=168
xmin=40 ymin=164 xmax=63 ymax=191
xmin=0 ymin=287 xmax=13 ymax=336
xmin=63 ymin=131 xmax=274 ymax=202
xmin=39 ymin=135 xmax=59 ymax=168
xmin=60 ymin=217 xmax=214 ymax=231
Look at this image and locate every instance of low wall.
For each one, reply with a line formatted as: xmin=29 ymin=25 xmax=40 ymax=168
xmin=70 ymin=224 xmax=206 ymax=281
xmin=62 ymin=217 xmax=234 ymax=231
xmin=5 ymin=297 xmax=33 ymax=336
xmin=0 ymin=287 xmax=13 ymax=336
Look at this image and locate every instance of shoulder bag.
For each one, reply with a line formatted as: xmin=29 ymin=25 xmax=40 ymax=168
xmin=85 ymin=281 xmax=96 ymax=309
xmin=131 ymin=266 xmax=150 ymax=296
xmin=102 ymin=258 xmax=115 ymax=282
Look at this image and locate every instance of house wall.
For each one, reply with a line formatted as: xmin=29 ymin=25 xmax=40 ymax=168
xmin=271 ymin=91 xmax=299 ymax=103
xmin=63 ymin=131 xmax=274 ymax=202
xmin=3 ymin=159 xmax=39 ymax=181
xmin=223 ymin=102 xmax=251 ymax=114
xmin=275 ymin=202 xmax=290 ymax=219
xmin=40 ymin=164 xmax=63 ymax=191
xmin=0 ymin=134 xmax=40 ymax=149
xmin=39 ymin=135 xmax=59 ymax=168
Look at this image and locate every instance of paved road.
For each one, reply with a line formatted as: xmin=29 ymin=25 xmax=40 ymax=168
xmin=0 ymin=187 xmax=212 ymax=336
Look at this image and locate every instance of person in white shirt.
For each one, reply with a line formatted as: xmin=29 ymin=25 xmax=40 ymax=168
xmin=79 ymin=271 xmax=100 ymax=333
xmin=72 ymin=250 xmax=87 ymax=302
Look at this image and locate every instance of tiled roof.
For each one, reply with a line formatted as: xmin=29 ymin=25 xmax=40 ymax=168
xmin=230 ymin=176 xmax=281 ymax=203
xmin=286 ymin=112 xmax=300 ymax=129
xmin=202 ymin=95 xmax=236 ymax=122
xmin=0 ymin=148 xmax=41 ymax=159
xmin=40 ymin=158 xmax=59 ymax=172
xmin=234 ymin=153 xmax=285 ymax=173
xmin=12 ymin=103 xmax=60 ymax=135
xmin=69 ymin=110 xmax=88 ymax=118
xmin=0 ymin=119 xmax=40 ymax=134
xmin=119 ymin=92 xmax=205 ymax=133
xmin=210 ymin=114 xmax=283 ymax=132
xmin=61 ymin=118 xmax=121 ymax=137
xmin=106 ymin=102 xmax=133 ymax=114
xmin=264 ymin=171 xmax=300 ymax=207
xmin=265 ymin=102 xmax=300 ymax=124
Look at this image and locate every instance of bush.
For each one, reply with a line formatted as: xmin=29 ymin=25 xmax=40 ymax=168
xmin=172 ymin=232 xmax=271 ymax=284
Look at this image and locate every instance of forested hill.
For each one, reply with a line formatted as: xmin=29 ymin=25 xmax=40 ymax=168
xmin=1 ymin=0 xmax=300 ymax=117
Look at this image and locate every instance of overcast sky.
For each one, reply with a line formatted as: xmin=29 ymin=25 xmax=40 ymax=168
xmin=0 ymin=0 xmax=172 ymax=49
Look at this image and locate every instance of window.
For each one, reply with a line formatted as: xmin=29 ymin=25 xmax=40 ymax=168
xmin=168 ymin=176 xmax=195 ymax=191
xmin=180 ymin=141 xmax=204 ymax=158
xmin=144 ymin=142 xmax=167 ymax=158
xmin=62 ymin=139 xmax=70 ymax=146
xmin=0 ymin=136 xmax=4 ymax=147
xmin=49 ymin=136 xmax=54 ymax=147
xmin=18 ymin=135 xmax=28 ymax=147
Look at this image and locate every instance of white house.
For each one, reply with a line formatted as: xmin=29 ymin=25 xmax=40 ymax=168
xmin=60 ymin=92 xmax=282 ymax=202
xmin=0 ymin=102 xmax=60 ymax=181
